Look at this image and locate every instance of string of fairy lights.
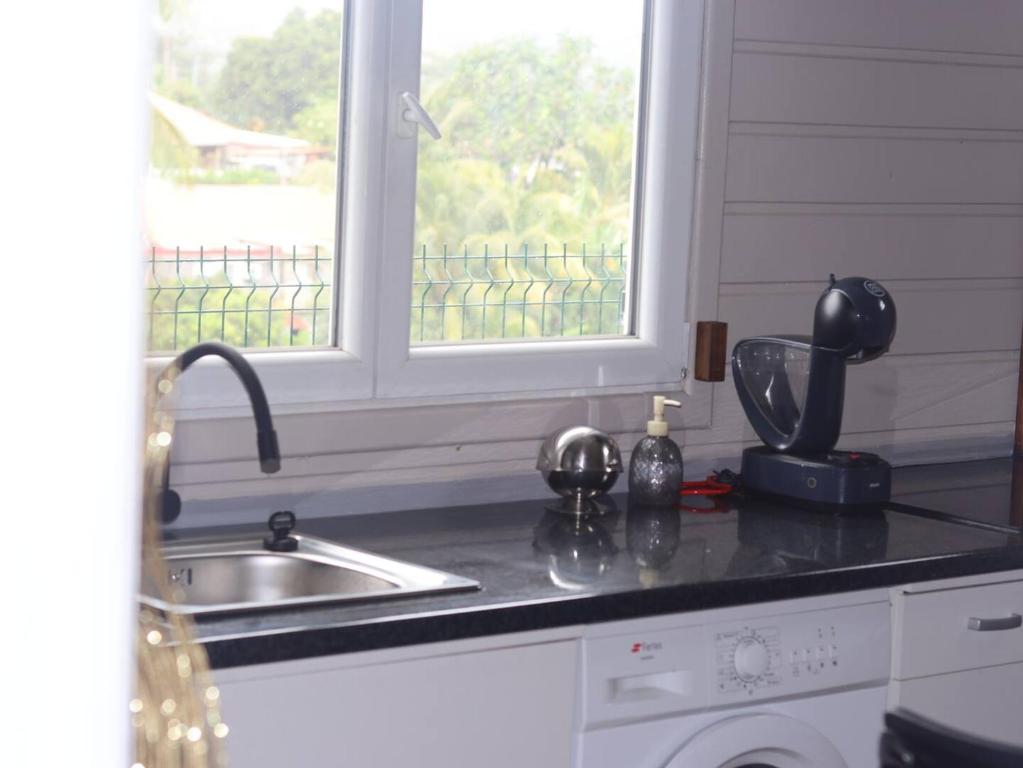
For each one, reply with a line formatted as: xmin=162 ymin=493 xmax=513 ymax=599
xmin=132 ymin=368 xmax=227 ymax=768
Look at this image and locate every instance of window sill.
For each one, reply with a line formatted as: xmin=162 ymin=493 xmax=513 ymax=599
xmin=146 ymin=349 xmax=372 ymax=419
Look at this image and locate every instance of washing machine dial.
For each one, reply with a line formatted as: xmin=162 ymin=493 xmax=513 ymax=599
xmin=733 ymin=636 xmax=770 ymax=682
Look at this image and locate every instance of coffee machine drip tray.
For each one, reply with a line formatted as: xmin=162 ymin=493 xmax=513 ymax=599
xmin=741 ymin=447 xmax=891 ymax=508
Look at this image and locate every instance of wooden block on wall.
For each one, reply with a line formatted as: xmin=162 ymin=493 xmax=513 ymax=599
xmin=694 ymin=321 xmax=729 ymax=382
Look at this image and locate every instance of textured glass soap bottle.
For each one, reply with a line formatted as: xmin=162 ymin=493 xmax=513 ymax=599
xmin=628 ymin=396 xmax=684 ymax=506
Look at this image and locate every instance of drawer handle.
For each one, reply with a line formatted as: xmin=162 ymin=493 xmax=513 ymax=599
xmin=967 ymin=614 xmax=1023 ymax=632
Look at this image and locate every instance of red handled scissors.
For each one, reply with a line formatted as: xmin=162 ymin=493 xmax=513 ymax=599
xmin=678 ymin=471 xmax=737 ymax=513
xmin=683 ymin=474 xmax=732 ymax=499
xmin=680 ymin=475 xmax=733 ymax=497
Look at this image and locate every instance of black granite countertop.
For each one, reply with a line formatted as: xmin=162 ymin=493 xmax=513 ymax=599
xmin=173 ymin=464 xmax=1023 ymax=669
xmin=891 ymin=458 xmax=1022 ymax=531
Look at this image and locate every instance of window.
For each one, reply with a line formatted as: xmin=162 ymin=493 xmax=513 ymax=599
xmin=409 ymin=3 xmax=644 ymax=346
xmin=146 ymin=0 xmax=704 ymax=412
xmin=146 ymin=1 xmax=345 ymax=353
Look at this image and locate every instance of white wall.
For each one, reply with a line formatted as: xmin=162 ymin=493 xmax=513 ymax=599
xmin=684 ymin=0 xmax=1023 ymax=467
xmin=2 ymin=1 xmax=148 ymax=764
xmin=169 ymin=0 xmax=1022 ymax=524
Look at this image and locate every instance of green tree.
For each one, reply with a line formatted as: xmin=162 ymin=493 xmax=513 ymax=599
xmin=415 ymin=35 xmax=636 ymax=253
xmin=210 ymin=9 xmax=342 ymax=134
xmin=147 ymin=11 xmax=640 ymax=349
xmin=421 ymin=37 xmax=632 ymax=175
xmin=291 ymin=94 xmax=340 ymax=146
xmin=410 ymin=36 xmax=637 ymax=343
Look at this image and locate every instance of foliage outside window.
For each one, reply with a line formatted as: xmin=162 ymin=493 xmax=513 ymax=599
xmin=146 ymin=0 xmax=644 ymax=353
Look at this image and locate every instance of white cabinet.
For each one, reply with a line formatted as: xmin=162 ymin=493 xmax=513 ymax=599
xmin=213 ymin=629 xmax=579 ymax=768
xmin=889 ymin=570 xmax=1023 ymax=746
xmin=209 ymin=568 xmax=1023 ymax=765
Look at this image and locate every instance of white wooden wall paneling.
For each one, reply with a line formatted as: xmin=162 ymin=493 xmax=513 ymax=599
xmin=701 ymin=352 xmax=1019 ymax=441
xmin=173 ymin=353 xmax=1014 ymax=498
xmin=726 ymin=130 xmax=1023 ymax=204
xmin=174 ymin=425 xmax=1014 ymax=509
xmin=167 ymin=386 xmax=713 ymax=501
xmin=718 ymin=280 xmax=1023 ymax=355
xmin=172 ymin=387 xmax=711 ymax=464
xmin=173 ymin=457 xmax=541 ymax=502
xmin=176 ymin=439 xmax=547 ymax=487
xmin=173 ymin=397 xmax=588 ymax=463
xmin=701 ymin=0 xmax=1022 ymax=479
xmin=731 ymin=48 xmax=1023 ymax=129
xmin=721 ymin=205 xmax=1023 ymax=284
xmin=895 ymin=467 xmax=1012 ymax=496
xmin=734 ymin=0 xmax=1023 ymax=56
xmin=735 ymin=41 xmax=1023 ymax=70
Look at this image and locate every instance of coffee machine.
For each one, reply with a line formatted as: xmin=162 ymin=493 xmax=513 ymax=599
xmin=731 ymin=275 xmax=897 ymax=507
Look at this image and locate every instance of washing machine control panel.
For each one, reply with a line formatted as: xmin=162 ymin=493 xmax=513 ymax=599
xmin=709 ymin=601 xmax=889 ymax=703
xmin=579 ymin=599 xmax=890 ymax=727
xmin=715 ymin=626 xmax=783 ymax=694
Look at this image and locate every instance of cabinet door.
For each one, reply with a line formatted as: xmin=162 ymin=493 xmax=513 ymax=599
xmin=889 ymin=662 xmax=1023 ymax=747
xmin=217 ymin=640 xmax=577 ymax=768
xmin=893 ymin=578 xmax=1023 ymax=679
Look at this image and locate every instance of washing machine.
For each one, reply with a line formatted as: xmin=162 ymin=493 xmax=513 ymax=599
xmin=575 ymin=590 xmax=891 ymax=768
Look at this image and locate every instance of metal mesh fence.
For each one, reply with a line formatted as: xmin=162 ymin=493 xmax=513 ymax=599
xmin=410 ymin=243 xmax=629 ymax=343
xmin=146 ymin=242 xmax=631 ymax=352
xmin=146 ymin=246 xmax=333 ymax=353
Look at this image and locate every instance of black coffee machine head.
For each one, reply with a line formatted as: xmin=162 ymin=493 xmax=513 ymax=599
xmin=732 ymin=276 xmax=896 ymax=507
xmin=812 ymin=275 xmax=897 ymax=362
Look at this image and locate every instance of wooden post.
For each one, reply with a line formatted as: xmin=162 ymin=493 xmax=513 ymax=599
xmin=694 ymin=321 xmax=729 ymax=382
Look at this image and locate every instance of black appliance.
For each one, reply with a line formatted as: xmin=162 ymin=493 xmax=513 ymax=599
xmin=732 ymin=275 xmax=897 ymax=507
xmin=881 ymin=709 xmax=1023 ymax=768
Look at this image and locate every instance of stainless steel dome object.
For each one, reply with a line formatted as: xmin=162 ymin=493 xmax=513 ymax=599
xmin=537 ymin=426 xmax=622 ymax=515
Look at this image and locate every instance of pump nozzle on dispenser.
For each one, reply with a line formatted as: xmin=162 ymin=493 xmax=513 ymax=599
xmin=647 ymin=396 xmax=681 ymax=437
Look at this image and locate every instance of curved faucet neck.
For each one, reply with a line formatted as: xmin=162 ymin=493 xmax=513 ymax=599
xmin=157 ymin=342 xmax=281 ymax=523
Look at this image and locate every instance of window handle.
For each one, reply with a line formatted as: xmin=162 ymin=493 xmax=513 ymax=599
xmin=967 ymin=614 xmax=1022 ymax=632
xmin=398 ymin=91 xmax=442 ymax=140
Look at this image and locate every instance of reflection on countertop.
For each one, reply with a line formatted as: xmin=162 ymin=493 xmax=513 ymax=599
xmin=532 ymin=506 xmax=621 ymax=590
xmin=533 ymin=496 xmax=894 ymax=590
xmin=726 ymin=501 xmax=889 ymax=578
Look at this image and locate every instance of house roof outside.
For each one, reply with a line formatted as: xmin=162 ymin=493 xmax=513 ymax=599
xmin=150 ymin=92 xmax=311 ymax=152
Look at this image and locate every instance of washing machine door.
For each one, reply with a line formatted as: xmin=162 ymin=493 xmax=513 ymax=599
xmin=663 ymin=714 xmax=847 ymax=768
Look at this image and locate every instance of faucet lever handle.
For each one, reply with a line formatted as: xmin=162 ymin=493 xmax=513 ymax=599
xmin=265 ymin=511 xmax=298 ymax=552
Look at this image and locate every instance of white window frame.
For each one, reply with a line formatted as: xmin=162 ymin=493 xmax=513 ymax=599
xmin=149 ymin=0 xmax=705 ymax=417
xmin=375 ymin=0 xmax=703 ymax=398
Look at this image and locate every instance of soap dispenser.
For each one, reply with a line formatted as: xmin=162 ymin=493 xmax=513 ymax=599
xmin=628 ymin=396 xmax=684 ymax=507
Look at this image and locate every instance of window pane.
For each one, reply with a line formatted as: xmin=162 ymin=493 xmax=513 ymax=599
xmin=411 ymin=0 xmax=644 ymax=345
xmin=146 ymin=1 xmax=343 ymax=352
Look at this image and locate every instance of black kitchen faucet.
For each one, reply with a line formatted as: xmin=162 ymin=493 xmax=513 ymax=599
xmin=155 ymin=341 xmax=280 ymax=523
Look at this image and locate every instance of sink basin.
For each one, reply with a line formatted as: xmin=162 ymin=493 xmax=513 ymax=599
xmin=140 ymin=533 xmax=479 ymax=616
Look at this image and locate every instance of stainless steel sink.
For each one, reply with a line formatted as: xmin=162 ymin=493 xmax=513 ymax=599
xmin=140 ymin=534 xmax=479 ymax=616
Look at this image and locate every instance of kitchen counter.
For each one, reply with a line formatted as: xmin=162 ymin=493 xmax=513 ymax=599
xmin=891 ymin=457 xmax=1022 ymax=531
xmin=175 ymin=467 xmax=1023 ymax=669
